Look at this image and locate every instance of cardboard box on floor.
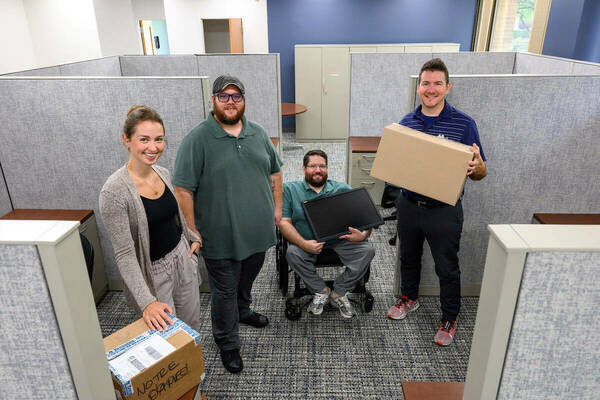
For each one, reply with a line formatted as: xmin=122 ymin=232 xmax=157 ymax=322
xmin=370 ymin=123 xmax=474 ymax=206
xmin=103 ymin=318 xmax=205 ymax=400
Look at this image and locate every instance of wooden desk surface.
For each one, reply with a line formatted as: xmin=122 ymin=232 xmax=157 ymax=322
xmin=402 ymin=381 xmax=464 ymax=400
xmin=270 ymin=137 xmax=280 ymax=147
xmin=281 ymin=102 xmax=307 ymax=116
xmin=1 ymin=209 xmax=93 ymax=223
xmin=349 ymin=136 xmax=381 ymax=153
xmin=533 ymin=213 xmax=600 ymax=225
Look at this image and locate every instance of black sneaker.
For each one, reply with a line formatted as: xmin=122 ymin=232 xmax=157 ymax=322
xmin=220 ymin=348 xmax=243 ymax=373
xmin=239 ymin=311 xmax=269 ymax=328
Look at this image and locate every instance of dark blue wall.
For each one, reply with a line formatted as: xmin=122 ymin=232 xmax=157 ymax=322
xmin=543 ymin=0 xmax=585 ymax=59
xmin=543 ymin=0 xmax=600 ymax=63
xmin=573 ymin=0 xmax=600 ymax=63
xmin=267 ymin=0 xmax=478 ymax=129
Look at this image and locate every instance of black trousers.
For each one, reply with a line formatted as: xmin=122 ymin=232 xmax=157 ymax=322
xmin=204 ymin=252 xmax=266 ymax=351
xmin=396 ymin=195 xmax=463 ymax=322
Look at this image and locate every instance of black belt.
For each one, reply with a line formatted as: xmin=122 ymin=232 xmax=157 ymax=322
xmin=402 ymin=193 xmax=445 ymax=208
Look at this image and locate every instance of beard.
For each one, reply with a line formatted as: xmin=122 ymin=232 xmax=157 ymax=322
xmin=305 ymin=171 xmax=327 ymax=188
xmin=214 ymin=102 xmax=245 ymax=125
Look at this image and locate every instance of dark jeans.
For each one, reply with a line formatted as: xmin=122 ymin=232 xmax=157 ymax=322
xmin=397 ymin=195 xmax=464 ymax=322
xmin=203 ymin=252 xmax=266 ymax=351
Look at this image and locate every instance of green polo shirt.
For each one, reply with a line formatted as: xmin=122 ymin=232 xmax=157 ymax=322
xmin=282 ymin=179 xmax=352 ymax=242
xmin=172 ymin=113 xmax=282 ymax=260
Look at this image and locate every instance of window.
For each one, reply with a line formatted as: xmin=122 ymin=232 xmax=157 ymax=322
xmin=472 ymin=0 xmax=552 ymax=53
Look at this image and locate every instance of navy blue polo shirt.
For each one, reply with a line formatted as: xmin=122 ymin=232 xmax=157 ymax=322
xmin=399 ymin=101 xmax=486 ymax=200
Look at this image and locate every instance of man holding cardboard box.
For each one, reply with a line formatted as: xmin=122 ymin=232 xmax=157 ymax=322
xmin=386 ymin=58 xmax=487 ymax=346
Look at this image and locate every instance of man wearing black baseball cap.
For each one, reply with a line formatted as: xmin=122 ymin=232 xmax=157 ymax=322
xmin=173 ymin=74 xmax=283 ymax=373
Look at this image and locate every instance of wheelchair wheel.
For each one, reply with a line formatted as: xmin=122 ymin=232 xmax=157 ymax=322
xmin=362 ymin=292 xmax=374 ymax=313
xmin=285 ymin=298 xmax=302 ymax=321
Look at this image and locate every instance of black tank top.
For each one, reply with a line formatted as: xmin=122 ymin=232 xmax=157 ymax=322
xmin=141 ymin=185 xmax=182 ymax=261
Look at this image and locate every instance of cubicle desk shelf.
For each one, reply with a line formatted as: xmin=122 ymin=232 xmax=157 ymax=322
xmin=533 ymin=213 xmax=600 ymax=224
xmin=402 ymin=381 xmax=464 ymax=400
xmin=349 ymin=137 xmax=384 ymax=205
xmin=1 ymin=208 xmax=108 ymax=303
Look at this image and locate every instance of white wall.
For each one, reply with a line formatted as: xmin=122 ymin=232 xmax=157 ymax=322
xmin=0 ymin=0 xmax=36 ymax=74
xmin=132 ymin=0 xmax=166 ymax=19
xmin=164 ymin=0 xmax=268 ymax=54
xmin=23 ymin=0 xmax=102 ymax=68
xmin=93 ymin=0 xmax=141 ymax=56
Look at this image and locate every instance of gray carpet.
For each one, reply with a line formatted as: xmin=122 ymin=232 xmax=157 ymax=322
xmin=96 ymin=131 xmax=479 ymax=399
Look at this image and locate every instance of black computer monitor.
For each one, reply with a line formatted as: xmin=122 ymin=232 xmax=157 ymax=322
xmin=301 ymin=187 xmax=384 ymax=242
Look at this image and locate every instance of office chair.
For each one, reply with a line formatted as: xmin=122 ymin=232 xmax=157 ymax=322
xmin=381 ymin=183 xmax=401 ymax=246
xmin=276 ymin=230 xmax=374 ymax=321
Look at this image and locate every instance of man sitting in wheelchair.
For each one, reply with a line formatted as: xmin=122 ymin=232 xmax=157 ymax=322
xmin=278 ymin=150 xmax=375 ymax=318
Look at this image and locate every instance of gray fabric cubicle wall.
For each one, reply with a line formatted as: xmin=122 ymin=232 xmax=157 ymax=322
xmin=119 ymin=54 xmax=281 ymax=139
xmin=0 ymin=77 xmax=208 ymax=283
xmin=59 ymin=56 xmax=121 ymax=76
xmin=497 ymin=251 xmax=599 ymax=399
xmin=349 ymin=52 xmax=516 ymax=137
xmin=0 ymin=174 xmax=11 ymax=217
xmin=0 ymin=244 xmax=77 ymax=399
xmin=119 ymin=55 xmax=199 ymax=76
xmin=411 ymin=75 xmax=600 ymax=288
xmin=514 ymin=52 xmax=600 ymax=75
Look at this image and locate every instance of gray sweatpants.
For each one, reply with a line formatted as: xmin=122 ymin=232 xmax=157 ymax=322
xmin=149 ymin=236 xmax=201 ymax=332
xmin=286 ymin=240 xmax=375 ymax=296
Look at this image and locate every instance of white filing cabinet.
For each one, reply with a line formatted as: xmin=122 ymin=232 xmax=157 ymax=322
xmin=295 ymin=43 xmax=460 ymax=141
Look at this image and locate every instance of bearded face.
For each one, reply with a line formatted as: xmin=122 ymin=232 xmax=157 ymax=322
xmin=213 ymin=87 xmax=245 ymax=125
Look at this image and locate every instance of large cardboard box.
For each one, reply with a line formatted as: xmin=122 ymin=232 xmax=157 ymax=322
xmin=370 ymin=123 xmax=474 ymax=206
xmin=104 ymin=317 xmax=205 ymax=400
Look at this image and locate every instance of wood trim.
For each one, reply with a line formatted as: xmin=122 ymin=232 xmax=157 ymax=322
xmin=148 ymin=24 xmax=155 ymax=55
xmin=528 ymin=0 xmax=552 ymax=54
xmin=473 ymin=0 xmax=496 ymax=51
xmin=139 ymin=20 xmax=147 ymax=55
xmin=229 ymin=18 xmax=243 ymax=53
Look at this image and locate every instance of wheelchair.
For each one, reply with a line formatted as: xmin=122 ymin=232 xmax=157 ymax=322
xmin=275 ymin=230 xmax=374 ymax=320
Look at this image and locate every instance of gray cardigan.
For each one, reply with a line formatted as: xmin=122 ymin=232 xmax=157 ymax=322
xmin=99 ymin=164 xmax=200 ymax=314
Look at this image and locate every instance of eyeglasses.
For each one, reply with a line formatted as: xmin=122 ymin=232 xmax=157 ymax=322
xmin=215 ymin=93 xmax=244 ymax=103
xmin=306 ymin=164 xmax=327 ymax=170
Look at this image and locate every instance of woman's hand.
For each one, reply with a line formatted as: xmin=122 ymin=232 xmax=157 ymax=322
xmin=189 ymin=241 xmax=201 ymax=256
xmin=142 ymin=301 xmax=174 ymax=331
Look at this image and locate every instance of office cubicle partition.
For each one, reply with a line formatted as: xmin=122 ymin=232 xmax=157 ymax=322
xmin=0 ymin=220 xmax=114 ymax=399
xmin=514 ymin=52 xmax=600 ymax=75
xmin=463 ymin=225 xmax=599 ymax=399
xmin=119 ymin=54 xmax=199 ymax=76
xmin=59 ymin=56 xmax=122 ymax=76
xmin=0 ymin=76 xmax=210 ymax=285
xmin=349 ymin=52 xmax=517 ymax=138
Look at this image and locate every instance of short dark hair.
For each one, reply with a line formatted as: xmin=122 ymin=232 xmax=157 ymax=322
xmin=418 ymin=58 xmax=450 ymax=84
xmin=123 ymin=105 xmax=164 ymax=139
xmin=303 ymin=149 xmax=328 ymax=167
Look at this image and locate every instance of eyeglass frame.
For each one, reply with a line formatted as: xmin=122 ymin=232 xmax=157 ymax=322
xmin=214 ymin=92 xmax=245 ymax=103
xmin=305 ymin=163 xmax=328 ymax=170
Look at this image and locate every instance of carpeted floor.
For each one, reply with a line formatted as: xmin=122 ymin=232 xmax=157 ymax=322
xmin=96 ymin=132 xmax=479 ymax=399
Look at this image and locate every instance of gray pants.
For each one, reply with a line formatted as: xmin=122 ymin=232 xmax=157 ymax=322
xmin=149 ymin=236 xmax=201 ymax=332
xmin=286 ymin=240 xmax=375 ymax=295
xmin=204 ymin=252 xmax=266 ymax=351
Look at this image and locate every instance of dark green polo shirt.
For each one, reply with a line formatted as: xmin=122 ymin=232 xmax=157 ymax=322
xmin=172 ymin=113 xmax=282 ymax=260
xmin=282 ymin=180 xmax=352 ymax=242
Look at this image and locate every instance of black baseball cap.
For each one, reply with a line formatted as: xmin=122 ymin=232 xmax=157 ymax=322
xmin=212 ymin=74 xmax=245 ymax=95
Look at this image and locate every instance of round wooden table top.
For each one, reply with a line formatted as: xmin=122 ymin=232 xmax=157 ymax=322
xmin=281 ymin=102 xmax=307 ymax=116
